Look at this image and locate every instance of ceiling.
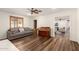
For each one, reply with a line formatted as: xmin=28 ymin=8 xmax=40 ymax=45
xmin=0 ymin=8 xmax=75 ymax=16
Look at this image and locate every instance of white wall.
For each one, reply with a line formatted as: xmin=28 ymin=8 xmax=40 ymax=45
xmin=35 ymin=16 xmax=50 ymax=28
xmin=0 ymin=11 xmax=32 ymax=39
xmin=76 ymin=9 xmax=79 ymax=43
xmin=24 ymin=16 xmax=33 ymax=29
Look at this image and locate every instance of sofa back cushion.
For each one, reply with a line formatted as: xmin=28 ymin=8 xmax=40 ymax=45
xmin=24 ymin=27 xmax=32 ymax=31
xmin=10 ymin=28 xmax=19 ymax=34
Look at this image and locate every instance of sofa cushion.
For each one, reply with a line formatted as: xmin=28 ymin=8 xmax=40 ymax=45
xmin=11 ymin=32 xmax=28 ymax=36
xmin=24 ymin=27 xmax=33 ymax=31
xmin=10 ymin=32 xmax=24 ymax=36
xmin=10 ymin=28 xmax=19 ymax=33
xmin=19 ymin=27 xmax=24 ymax=32
xmin=25 ymin=31 xmax=33 ymax=33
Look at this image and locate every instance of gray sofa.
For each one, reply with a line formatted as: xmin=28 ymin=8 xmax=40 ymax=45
xmin=7 ymin=27 xmax=33 ymax=40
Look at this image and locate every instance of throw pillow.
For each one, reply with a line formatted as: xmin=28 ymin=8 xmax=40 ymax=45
xmin=19 ymin=28 xmax=24 ymax=32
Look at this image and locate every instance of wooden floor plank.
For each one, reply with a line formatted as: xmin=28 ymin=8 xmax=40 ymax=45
xmin=43 ymin=38 xmax=57 ymax=51
xmin=33 ymin=38 xmax=52 ymax=51
xmin=11 ymin=35 xmax=79 ymax=51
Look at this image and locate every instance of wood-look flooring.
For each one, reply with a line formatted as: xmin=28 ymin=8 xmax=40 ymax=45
xmin=10 ymin=36 xmax=79 ymax=51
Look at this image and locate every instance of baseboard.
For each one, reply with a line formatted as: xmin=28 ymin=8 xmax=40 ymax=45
xmin=0 ymin=38 xmax=7 ymax=41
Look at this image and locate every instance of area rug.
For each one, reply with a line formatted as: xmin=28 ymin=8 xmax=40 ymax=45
xmin=0 ymin=39 xmax=19 ymax=51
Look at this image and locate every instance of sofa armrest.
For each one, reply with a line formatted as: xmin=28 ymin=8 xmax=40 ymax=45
xmin=7 ymin=31 xmax=13 ymax=38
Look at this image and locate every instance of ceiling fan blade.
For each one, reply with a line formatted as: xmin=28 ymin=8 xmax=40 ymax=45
xmin=39 ymin=10 xmax=42 ymax=12
xmin=26 ymin=8 xmax=42 ymax=15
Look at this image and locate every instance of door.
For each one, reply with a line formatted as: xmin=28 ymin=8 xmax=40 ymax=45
xmin=34 ymin=20 xmax=37 ymax=29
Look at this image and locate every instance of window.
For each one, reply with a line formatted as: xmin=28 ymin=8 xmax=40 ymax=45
xmin=10 ymin=16 xmax=23 ymax=28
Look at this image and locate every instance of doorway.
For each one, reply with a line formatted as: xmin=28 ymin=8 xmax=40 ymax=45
xmin=54 ymin=16 xmax=70 ymax=39
xmin=33 ymin=20 xmax=37 ymax=36
xmin=34 ymin=20 xmax=37 ymax=29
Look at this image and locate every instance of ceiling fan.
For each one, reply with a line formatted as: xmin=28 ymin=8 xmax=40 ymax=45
xmin=26 ymin=8 xmax=42 ymax=15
